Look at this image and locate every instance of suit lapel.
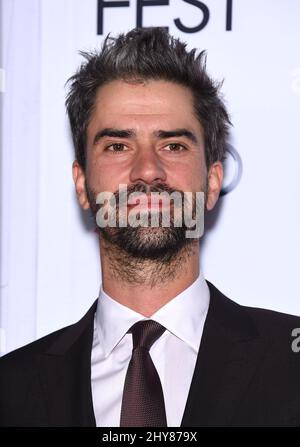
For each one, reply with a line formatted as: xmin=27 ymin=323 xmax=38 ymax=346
xmin=181 ymin=282 xmax=267 ymax=427
xmin=37 ymin=301 xmax=97 ymax=427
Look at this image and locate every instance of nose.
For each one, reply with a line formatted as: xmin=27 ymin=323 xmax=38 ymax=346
xmin=129 ymin=146 xmax=167 ymax=185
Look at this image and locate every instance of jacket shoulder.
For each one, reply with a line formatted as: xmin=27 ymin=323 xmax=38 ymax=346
xmin=0 ymin=300 xmax=97 ymax=426
xmin=0 ymin=299 xmax=97 ymax=368
xmin=207 ymin=280 xmax=300 ymax=344
xmin=0 ymin=325 xmax=70 ymax=366
xmin=242 ymin=304 xmax=300 ymax=341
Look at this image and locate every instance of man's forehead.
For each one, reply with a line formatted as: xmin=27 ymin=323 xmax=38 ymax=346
xmin=93 ymin=79 xmax=194 ymax=109
xmin=88 ymin=82 xmax=201 ymax=135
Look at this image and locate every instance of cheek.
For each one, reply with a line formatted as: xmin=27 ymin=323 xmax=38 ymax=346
xmin=86 ymin=158 xmax=129 ymax=194
xmin=168 ymin=161 xmax=205 ymax=192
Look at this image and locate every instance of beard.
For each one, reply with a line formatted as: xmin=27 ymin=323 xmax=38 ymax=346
xmin=86 ymin=180 xmax=206 ymax=262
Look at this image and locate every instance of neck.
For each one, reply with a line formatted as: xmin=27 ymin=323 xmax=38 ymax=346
xmin=99 ymin=236 xmax=200 ymax=317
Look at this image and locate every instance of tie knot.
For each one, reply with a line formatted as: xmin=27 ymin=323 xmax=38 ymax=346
xmin=129 ymin=320 xmax=166 ymax=351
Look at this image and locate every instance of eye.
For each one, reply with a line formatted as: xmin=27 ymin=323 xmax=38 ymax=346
xmin=105 ymin=143 xmax=127 ymax=153
xmin=165 ymin=143 xmax=187 ymax=152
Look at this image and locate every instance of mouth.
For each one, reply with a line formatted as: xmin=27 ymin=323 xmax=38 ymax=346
xmin=127 ymin=194 xmax=168 ymax=211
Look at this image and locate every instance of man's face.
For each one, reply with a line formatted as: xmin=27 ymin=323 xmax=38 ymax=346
xmin=73 ymin=79 xmax=223 ymax=259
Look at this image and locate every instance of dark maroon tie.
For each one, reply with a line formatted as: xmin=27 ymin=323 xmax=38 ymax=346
xmin=120 ymin=320 xmax=167 ymax=427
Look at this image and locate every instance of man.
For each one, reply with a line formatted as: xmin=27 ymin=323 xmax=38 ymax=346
xmin=1 ymin=27 xmax=300 ymax=427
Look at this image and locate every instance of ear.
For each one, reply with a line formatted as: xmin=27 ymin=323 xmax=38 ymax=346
xmin=72 ymin=160 xmax=90 ymax=210
xmin=206 ymin=161 xmax=223 ymax=211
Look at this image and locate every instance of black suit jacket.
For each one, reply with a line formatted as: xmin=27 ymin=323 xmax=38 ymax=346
xmin=1 ymin=281 xmax=300 ymax=427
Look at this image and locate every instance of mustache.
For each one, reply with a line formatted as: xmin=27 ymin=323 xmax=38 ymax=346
xmin=114 ymin=182 xmax=182 ymax=206
xmin=85 ymin=180 xmax=206 ymax=217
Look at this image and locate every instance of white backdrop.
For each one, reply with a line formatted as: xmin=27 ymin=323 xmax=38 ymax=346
xmin=1 ymin=0 xmax=300 ymax=355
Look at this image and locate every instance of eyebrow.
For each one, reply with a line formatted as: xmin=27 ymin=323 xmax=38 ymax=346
xmin=93 ymin=127 xmax=199 ymax=145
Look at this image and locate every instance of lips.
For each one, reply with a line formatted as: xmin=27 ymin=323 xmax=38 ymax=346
xmin=127 ymin=194 xmax=164 ymax=210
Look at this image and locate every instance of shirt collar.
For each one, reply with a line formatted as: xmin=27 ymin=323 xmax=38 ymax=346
xmin=95 ymin=271 xmax=210 ymax=357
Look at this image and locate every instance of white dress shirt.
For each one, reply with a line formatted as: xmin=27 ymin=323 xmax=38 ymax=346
xmin=91 ymin=271 xmax=210 ymax=427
